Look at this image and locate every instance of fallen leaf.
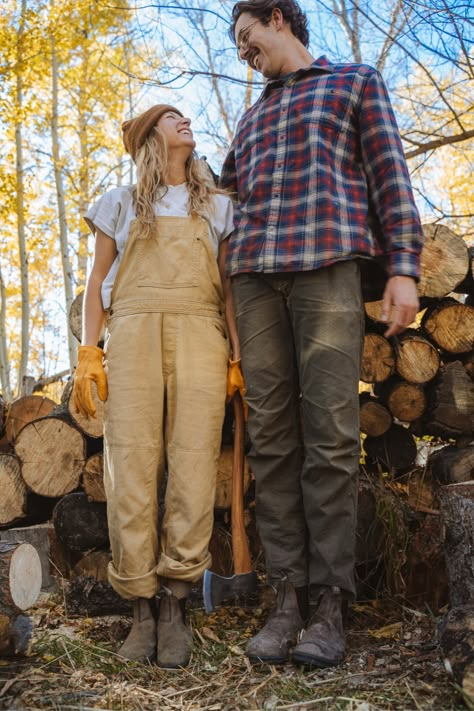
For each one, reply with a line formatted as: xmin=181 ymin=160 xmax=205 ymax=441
xmin=368 ymin=622 xmax=402 ymax=639
xmin=201 ymin=627 xmax=221 ymax=643
xmin=229 ymin=645 xmax=244 ymax=655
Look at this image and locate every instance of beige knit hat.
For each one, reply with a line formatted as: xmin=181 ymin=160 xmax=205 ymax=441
xmin=122 ymin=104 xmax=184 ymax=161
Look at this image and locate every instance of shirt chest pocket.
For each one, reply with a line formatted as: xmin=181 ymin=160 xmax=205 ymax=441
xmin=136 ymin=232 xmax=202 ymax=288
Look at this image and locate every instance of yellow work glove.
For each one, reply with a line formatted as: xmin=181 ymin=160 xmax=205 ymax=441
xmin=73 ymin=345 xmax=108 ymax=419
xmin=226 ymin=358 xmax=248 ymax=420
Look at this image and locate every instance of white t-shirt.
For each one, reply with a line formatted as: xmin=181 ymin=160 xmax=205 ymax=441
xmin=84 ymin=184 xmax=234 ymax=309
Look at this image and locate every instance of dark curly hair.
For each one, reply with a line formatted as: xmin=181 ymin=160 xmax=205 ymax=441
xmin=229 ymin=0 xmax=309 ymax=48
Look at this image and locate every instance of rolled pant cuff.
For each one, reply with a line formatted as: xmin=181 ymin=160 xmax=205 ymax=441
xmin=156 ymin=552 xmax=211 ymax=583
xmin=107 ymin=562 xmax=159 ymax=600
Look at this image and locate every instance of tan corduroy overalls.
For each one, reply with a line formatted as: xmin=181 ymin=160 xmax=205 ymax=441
xmin=103 ymin=215 xmax=229 ymax=600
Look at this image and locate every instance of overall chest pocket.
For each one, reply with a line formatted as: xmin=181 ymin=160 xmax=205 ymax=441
xmin=137 ymin=232 xmax=202 ymax=288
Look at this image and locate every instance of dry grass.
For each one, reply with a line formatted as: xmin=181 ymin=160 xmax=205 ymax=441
xmin=0 ymin=588 xmax=466 ymax=711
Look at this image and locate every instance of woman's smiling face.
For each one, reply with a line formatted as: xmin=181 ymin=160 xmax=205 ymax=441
xmin=157 ymin=111 xmax=196 ymax=154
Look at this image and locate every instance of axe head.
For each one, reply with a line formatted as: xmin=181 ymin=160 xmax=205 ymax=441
xmin=203 ymin=569 xmax=258 ymax=613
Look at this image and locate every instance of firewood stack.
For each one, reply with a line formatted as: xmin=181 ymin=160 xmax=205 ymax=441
xmin=0 ymin=222 xmax=471 ymax=621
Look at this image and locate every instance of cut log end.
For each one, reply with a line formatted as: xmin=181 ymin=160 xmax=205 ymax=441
xmin=15 ymin=417 xmax=86 ymax=497
xmin=419 ymin=223 xmax=470 ymax=298
xmin=361 ymin=334 xmax=395 ymax=383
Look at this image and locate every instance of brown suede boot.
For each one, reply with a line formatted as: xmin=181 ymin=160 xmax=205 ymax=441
xmin=118 ymin=597 xmax=156 ymax=662
xmin=291 ymin=586 xmax=346 ymax=667
xmin=246 ymin=578 xmax=305 ymax=664
xmin=156 ymin=582 xmax=193 ymax=668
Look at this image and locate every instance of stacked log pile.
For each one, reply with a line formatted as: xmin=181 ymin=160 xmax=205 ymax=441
xmin=0 ymin=223 xmax=471 ymax=622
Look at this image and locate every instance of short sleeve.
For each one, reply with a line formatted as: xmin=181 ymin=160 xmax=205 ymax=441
xmin=212 ymin=194 xmax=235 ymax=243
xmin=84 ymin=187 xmax=132 ymax=240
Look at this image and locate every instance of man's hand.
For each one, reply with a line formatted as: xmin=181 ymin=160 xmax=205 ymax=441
xmin=73 ymin=345 xmax=108 ymax=418
xmin=381 ymin=275 xmax=419 ymax=338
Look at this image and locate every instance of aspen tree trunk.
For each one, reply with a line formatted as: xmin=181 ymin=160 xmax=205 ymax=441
xmin=77 ymin=42 xmax=91 ymax=292
xmin=0 ymin=264 xmax=12 ymax=401
xmin=50 ymin=16 xmax=77 ymax=371
xmin=15 ymin=0 xmax=29 ymax=392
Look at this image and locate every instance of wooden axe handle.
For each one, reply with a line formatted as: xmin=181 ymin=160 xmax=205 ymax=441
xmin=231 ymin=391 xmax=252 ymax=575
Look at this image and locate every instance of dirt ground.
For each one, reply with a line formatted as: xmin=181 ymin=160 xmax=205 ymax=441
xmin=0 ymin=586 xmax=468 ymax=711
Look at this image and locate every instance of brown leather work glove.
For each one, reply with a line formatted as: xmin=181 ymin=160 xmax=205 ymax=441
xmin=73 ymin=345 xmax=108 ymax=419
xmin=227 ymin=358 xmax=248 ymax=420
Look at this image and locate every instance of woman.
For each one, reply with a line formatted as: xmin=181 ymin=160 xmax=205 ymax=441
xmin=73 ymin=104 xmax=243 ymax=668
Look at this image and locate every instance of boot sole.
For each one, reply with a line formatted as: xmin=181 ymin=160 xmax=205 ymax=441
xmin=291 ymin=650 xmax=343 ymax=668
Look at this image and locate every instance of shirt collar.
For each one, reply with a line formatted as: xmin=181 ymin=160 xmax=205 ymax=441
xmin=260 ymin=55 xmax=335 ymax=98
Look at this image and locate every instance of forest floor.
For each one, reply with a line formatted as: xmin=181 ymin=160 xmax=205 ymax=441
xmin=0 ymin=584 xmax=468 ymax=711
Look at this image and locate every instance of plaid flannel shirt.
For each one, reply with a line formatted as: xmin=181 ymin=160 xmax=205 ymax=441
xmin=220 ymin=56 xmax=423 ymax=290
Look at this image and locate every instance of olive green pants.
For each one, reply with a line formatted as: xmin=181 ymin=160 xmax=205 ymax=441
xmin=232 ymin=261 xmax=363 ymax=599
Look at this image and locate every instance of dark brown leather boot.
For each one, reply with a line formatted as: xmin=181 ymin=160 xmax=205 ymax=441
xmin=118 ymin=597 xmax=156 ymax=662
xmin=291 ymin=586 xmax=345 ymax=667
xmin=246 ymin=578 xmax=305 ymax=664
xmin=156 ymin=588 xmax=193 ymax=668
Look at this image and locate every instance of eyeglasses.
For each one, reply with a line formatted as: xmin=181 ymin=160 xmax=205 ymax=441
xmin=236 ymin=19 xmax=260 ymax=52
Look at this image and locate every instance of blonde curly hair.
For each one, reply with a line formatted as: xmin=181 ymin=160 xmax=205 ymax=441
xmin=133 ymin=125 xmax=222 ymax=239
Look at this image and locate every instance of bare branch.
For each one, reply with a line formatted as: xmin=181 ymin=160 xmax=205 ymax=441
xmin=405 ymin=128 xmax=474 ymax=158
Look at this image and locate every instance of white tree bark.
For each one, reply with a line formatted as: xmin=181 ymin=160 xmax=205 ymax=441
xmin=0 ymin=263 xmax=12 ymax=401
xmin=50 ymin=6 xmax=76 ymax=371
xmin=15 ymin=0 xmax=30 ymax=392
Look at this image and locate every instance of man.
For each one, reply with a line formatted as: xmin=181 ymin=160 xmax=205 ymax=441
xmin=220 ymin=0 xmax=423 ymax=667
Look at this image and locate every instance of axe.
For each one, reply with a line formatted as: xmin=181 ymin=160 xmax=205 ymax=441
xmin=203 ymin=391 xmax=258 ymax=613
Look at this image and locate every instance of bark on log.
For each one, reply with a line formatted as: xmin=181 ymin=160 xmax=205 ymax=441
xmin=0 ymin=454 xmax=27 ymax=526
xmin=439 ymin=482 xmax=474 ymax=608
xmin=361 ymin=333 xmax=396 ymax=383
xmin=52 ymin=492 xmax=109 ymax=553
xmin=0 ymin=433 xmax=11 ymax=454
xmin=0 ymin=542 xmax=42 ymax=616
xmin=364 ymin=424 xmax=417 ymax=472
xmin=0 ymin=395 xmax=7 ymax=438
xmin=453 ymin=245 xmax=474 ymax=297
xmin=14 ymin=416 xmax=86 ymax=497
xmin=72 ymin=550 xmax=111 ymax=581
xmin=418 ymin=223 xmax=470 ymax=298
xmin=0 ymin=614 xmax=33 ymax=657
xmin=354 ymin=479 xmax=385 ymax=598
xmin=215 ymin=444 xmax=251 ymax=510
xmin=424 ymin=361 xmax=474 ymax=438
xmin=394 ymin=330 xmax=440 ymax=384
xmin=5 ymin=395 xmax=56 ymax=443
xmin=0 ymin=522 xmax=70 ymax=591
xmin=359 ymin=393 xmax=393 ymax=436
xmin=404 ymin=514 xmax=448 ymax=613
xmin=67 ymin=552 xmax=130 ymax=620
xmin=422 ymin=298 xmax=474 ymax=354
xmin=375 ymin=378 xmax=427 ymax=423
xmin=69 ymin=291 xmax=105 ymax=345
xmin=428 ymin=445 xmax=474 ymax=485
xmin=67 ymin=385 xmax=104 ymax=439
xmin=82 ymin=453 xmax=106 ymax=503
xmin=65 ymin=576 xmax=131 ymax=617
xmin=438 ymin=604 xmax=474 ymax=709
